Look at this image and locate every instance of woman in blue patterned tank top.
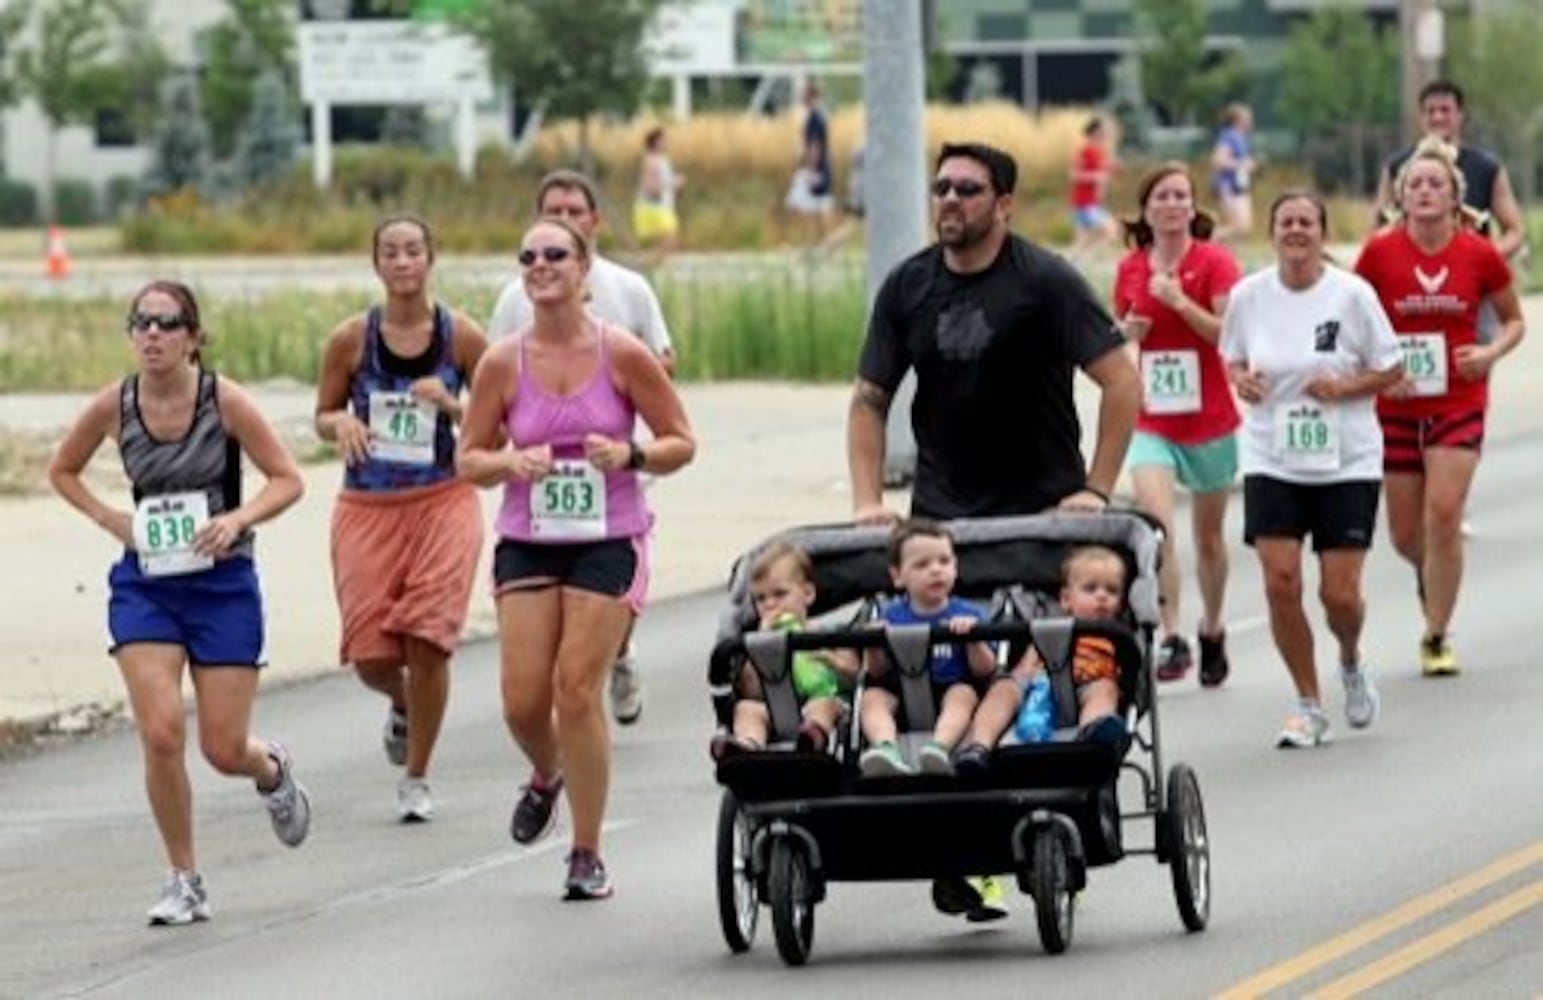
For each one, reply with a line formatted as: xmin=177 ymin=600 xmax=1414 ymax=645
xmin=48 ymin=280 xmax=312 ymax=926
xmin=315 ymin=216 xmax=490 ymax=823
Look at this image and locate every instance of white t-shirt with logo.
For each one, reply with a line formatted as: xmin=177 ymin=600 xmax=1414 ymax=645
xmin=1220 ymin=265 xmax=1403 ymax=484
xmin=488 ymin=253 xmax=673 ymax=356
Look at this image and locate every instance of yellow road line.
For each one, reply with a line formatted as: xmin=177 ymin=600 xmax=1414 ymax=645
xmin=1215 ymin=840 xmax=1543 ymax=999
xmin=1306 ymin=879 xmax=1543 ymax=1000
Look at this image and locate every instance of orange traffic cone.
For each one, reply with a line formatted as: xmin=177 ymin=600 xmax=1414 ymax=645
xmin=46 ymin=224 xmax=72 ymax=280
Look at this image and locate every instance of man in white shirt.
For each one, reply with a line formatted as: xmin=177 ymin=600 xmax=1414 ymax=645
xmin=487 ymin=169 xmax=675 ymax=375
xmin=488 ymin=169 xmax=675 ymax=725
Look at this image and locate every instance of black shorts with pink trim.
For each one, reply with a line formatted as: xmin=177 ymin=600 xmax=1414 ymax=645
xmin=1380 ymin=406 xmax=1485 ymax=474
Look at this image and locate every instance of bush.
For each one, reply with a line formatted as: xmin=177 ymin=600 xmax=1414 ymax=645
xmin=103 ymin=175 xmax=142 ymax=220
xmin=52 ymin=179 xmax=99 ymax=226
xmin=0 ymin=178 xmax=38 ymax=226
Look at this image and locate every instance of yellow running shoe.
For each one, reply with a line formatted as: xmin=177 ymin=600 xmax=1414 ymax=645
xmin=1420 ymin=635 xmax=1460 ymax=676
xmin=965 ymin=875 xmax=1009 ymax=923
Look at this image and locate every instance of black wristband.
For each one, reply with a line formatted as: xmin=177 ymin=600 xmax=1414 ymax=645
xmin=1082 ymin=484 xmax=1110 ymax=503
xmin=627 ymin=440 xmax=646 ymax=471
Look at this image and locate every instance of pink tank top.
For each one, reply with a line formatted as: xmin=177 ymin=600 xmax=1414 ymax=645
xmin=495 ymin=325 xmax=652 ymax=543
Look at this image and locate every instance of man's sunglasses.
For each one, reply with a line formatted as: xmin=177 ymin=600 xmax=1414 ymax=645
xmin=931 ymin=178 xmax=989 ymax=199
xmin=127 ymin=312 xmax=191 ymax=334
xmin=518 ymin=246 xmax=574 ymax=267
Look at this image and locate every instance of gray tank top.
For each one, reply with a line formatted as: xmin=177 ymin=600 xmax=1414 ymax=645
xmin=119 ymin=369 xmax=251 ymax=558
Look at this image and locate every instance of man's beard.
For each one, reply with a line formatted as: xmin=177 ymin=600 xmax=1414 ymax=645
xmin=936 ymin=211 xmax=992 ymax=249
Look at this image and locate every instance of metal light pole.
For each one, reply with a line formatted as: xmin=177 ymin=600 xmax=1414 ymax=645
xmin=862 ymin=0 xmax=927 ymax=486
xmin=1399 ymin=0 xmax=1444 ymax=144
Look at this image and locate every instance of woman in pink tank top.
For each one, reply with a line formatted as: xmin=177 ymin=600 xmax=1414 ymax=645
xmin=458 ymin=217 xmax=695 ymax=901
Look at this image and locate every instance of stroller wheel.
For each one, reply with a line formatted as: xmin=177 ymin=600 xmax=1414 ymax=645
xmin=1030 ymin=827 xmax=1076 ymax=954
xmin=715 ymin=790 xmax=758 ymax=953
xmin=769 ymin=836 xmax=816 ymax=966
xmin=1165 ymin=763 xmax=1211 ymax=931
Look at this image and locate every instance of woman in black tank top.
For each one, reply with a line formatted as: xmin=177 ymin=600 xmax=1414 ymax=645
xmin=48 ymin=280 xmax=313 ymax=925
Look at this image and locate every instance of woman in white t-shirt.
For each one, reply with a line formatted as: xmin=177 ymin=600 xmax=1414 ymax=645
xmin=1220 ymin=192 xmax=1404 ymax=750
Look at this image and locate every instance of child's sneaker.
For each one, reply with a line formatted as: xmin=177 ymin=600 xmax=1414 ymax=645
xmin=708 ymin=733 xmax=758 ymax=762
xmin=1420 ymin=635 xmax=1460 ymax=676
xmin=261 ymin=742 xmax=311 ymax=848
xmin=1156 ymin=635 xmax=1193 ymax=682
xmin=563 ymin=848 xmax=614 ymax=901
xmin=1276 ymin=706 xmax=1331 ymax=749
xmin=917 ymin=740 xmax=954 ymax=775
xmin=1080 ymin=714 xmax=1128 ymax=749
xmin=1341 ymin=664 xmax=1380 ymax=729
xmin=952 ymin=742 xmax=991 ymax=775
xmin=146 ymin=870 xmax=210 ymax=926
xmin=859 ymin=741 xmax=914 ymax=777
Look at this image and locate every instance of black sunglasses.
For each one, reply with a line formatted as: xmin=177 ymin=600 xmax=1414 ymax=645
xmin=931 ymin=177 xmax=989 ymax=199
xmin=518 ymin=246 xmax=574 ymax=267
xmin=127 ymin=312 xmax=191 ymax=334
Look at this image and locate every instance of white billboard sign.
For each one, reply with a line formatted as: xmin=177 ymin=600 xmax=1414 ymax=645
xmin=298 ymin=21 xmax=494 ymax=105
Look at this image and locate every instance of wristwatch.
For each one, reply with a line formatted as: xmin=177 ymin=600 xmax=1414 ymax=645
xmin=627 ymin=440 xmax=646 ymax=471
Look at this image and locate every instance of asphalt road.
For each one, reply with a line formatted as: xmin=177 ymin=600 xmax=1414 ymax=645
xmin=3 ymin=433 xmax=1543 ymax=999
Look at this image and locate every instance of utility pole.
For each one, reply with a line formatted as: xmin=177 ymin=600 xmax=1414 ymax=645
xmin=863 ymin=0 xmax=927 ymax=486
xmin=1399 ymin=0 xmax=1443 ymax=143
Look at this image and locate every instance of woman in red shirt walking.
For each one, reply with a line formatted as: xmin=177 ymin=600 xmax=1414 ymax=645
xmin=1355 ymin=137 xmax=1524 ymax=675
xmin=1114 ymin=162 xmax=1243 ymax=686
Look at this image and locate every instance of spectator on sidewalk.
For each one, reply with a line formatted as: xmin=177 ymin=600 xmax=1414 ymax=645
xmin=488 ymin=169 xmax=676 ymax=722
xmin=632 ymin=126 xmax=684 ymax=261
xmin=784 ymin=80 xmax=837 ymax=246
xmin=48 ymin=280 xmax=312 ymax=926
xmin=1067 ymin=115 xmax=1121 ymax=261
xmin=1113 ymin=162 xmax=1243 ymax=687
xmin=1210 ymin=103 xmax=1257 ymax=242
xmin=314 ymin=216 xmax=489 ymax=822
xmin=457 ymin=216 xmax=695 ymax=902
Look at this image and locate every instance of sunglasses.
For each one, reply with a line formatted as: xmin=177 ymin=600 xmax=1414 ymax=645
xmin=931 ymin=177 xmax=989 ymax=199
xmin=127 ymin=312 xmax=191 ymax=334
xmin=518 ymin=246 xmax=574 ymax=267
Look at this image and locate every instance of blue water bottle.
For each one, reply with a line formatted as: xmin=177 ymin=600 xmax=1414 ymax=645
xmin=1015 ymin=675 xmax=1055 ymax=744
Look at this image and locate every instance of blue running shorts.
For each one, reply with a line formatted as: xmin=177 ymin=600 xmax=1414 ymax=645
xmin=107 ymin=554 xmax=266 ymax=667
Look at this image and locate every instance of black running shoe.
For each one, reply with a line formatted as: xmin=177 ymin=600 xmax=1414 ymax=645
xmin=1155 ymin=635 xmax=1193 ymax=682
xmin=1198 ymin=630 xmax=1230 ymax=688
xmin=510 ymin=773 xmax=563 ymax=845
xmin=930 ymin=875 xmax=982 ymax=916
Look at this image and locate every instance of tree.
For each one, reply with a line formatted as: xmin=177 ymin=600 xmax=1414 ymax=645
xmin=452 ymin=0 xmax=668 ymax=172
xmin=1132 ymin=0 xmax=1246 ymax=127
xmin=0 ymin=0 xmax=33 ymax=111
xmin=1276 ymin=4 xmax=1398 ymax=193
xmin=233 ymin=70 xmax=299 ymax=190
xmin=12 ymin=0 xmax=168 ymax=221
xmin=200 ymin=0 xmax=295 ymax=160
xmin=1447 ymin=8 xmax=1543 ymax=203
xmin=142 ymin=73 xmax=212 ymax=199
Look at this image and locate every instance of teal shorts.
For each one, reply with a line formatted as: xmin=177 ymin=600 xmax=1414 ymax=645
xmin=1126 ymin=431 xmax=1237 ymax=494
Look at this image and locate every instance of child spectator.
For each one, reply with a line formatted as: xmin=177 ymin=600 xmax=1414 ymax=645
xmin=955 ymin=545 xmax=1129 ymax=770
xmin=711 ymin=541 xmax=857 ymax=759
xmin=859 ymin=520 xmax=997 ymax=777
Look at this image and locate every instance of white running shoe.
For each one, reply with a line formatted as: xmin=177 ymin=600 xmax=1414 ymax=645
xmin=609 ymin=649 xmax=642 ymax=725
xmin=1276 ymin=706 xmax=1332 ymax=749
xmin=262 ymin=741 xmax=312 ymax=847
xmin=397 ymin=777 xmax=435 ymax=823
xmin=383 ymin=708 xmax=408 ymax=766
xmin=146 ymin=870 xmax=210 ymax=926
xmin=1341 ymin=665 xmax=1381 ymax=729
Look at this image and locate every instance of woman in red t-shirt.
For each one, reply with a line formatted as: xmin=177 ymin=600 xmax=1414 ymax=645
xmin=1354 ymin=136 xmax=1524 ymax=676
xmin=1114 ymin=162 xmax=1243 ymax=687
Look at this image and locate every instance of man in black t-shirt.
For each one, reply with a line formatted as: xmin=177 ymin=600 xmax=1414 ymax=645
xmin=848 ymin=142 xmax=1140 ymax=524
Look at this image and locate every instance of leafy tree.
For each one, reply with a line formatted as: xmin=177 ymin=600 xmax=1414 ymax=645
xmin=1276 ymin=3 xmax=1398 ymax=193
xmin=200 ymin=0 xmax=295 ymax=160
xmin=451 ymin=0 xmax=668 ymax=172
xmin=233 ymin=70 xmax=299 ymax=189
xmin=1132 ymin=0 xmax=1246 ymax=126
xmin=1447 ymin=8 xmax=1543 ymax=202
xmin=0 ymin=0 xmax=33 ymax=111
xmin=12 ymin=0 xmax=168 ymax=220
xmin=143 ymin=73 xmax=213 ymax=198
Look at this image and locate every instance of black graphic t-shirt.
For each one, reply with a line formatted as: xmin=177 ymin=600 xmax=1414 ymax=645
xmin=859 ymin=235 xmax=1123 ymax=518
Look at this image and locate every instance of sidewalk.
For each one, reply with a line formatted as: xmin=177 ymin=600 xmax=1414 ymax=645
xmin=4 ymin=294 xmax=1542 ymax=727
